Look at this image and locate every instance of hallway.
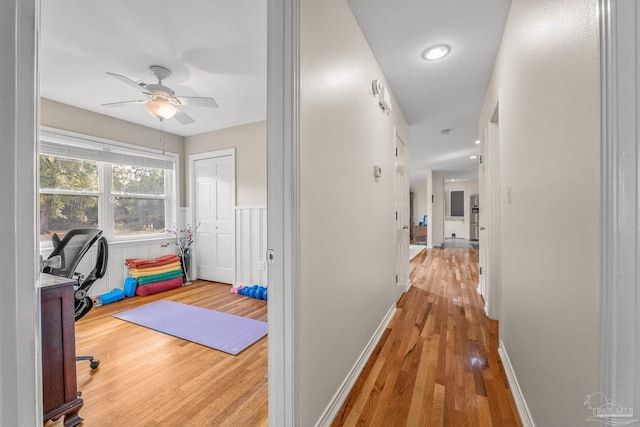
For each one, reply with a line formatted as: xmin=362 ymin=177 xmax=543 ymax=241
xmin=332 ymin=249 xmax=521 ymax=426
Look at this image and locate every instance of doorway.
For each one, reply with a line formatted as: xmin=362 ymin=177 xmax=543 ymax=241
xmin=28 ymin=2 xmax=272 ymax=426
xmin=479 ymin=104 xmax=501 ymax=320
xmin=190 ymin=150 xmax=236 ymax=284
xmin=395 ymin=132 xmax=410 ymax=298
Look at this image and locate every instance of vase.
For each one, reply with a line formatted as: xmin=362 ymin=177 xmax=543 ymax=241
xmin=181 ymin=249 xmax=191 ymax=285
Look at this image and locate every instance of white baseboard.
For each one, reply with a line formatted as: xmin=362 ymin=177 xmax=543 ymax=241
xmin=314 ymin=303 xmax=397 ymax=427
xmin=498 ymin=340 xmax=536 ymax=427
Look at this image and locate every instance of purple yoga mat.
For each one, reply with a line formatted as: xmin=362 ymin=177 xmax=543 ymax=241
xmin=113 ymin=300 xmax=267 ymax=355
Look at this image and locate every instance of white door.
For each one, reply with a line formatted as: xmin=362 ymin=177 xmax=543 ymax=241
xmin=487 ymin=120 xmax=502 ymax=320
xmin=478 ymin=129 xmax=488 ymax=300
xmin=395 ymin=134 xmax=409 ymax=299
xmin=479 ymin=116 xmax=501 ymax=320
xmin=194 ymin=154 xmax=235 ymax=284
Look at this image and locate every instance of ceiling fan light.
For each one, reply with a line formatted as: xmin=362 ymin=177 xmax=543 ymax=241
xmin=144 ymin=100 xmax=177 ymax=120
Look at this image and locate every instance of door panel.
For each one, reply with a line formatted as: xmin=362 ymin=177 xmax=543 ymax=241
xmin=216 ymin=180 xmax=232 ymax=220
xmin=216 ymin=234 xmax=234 ymax=269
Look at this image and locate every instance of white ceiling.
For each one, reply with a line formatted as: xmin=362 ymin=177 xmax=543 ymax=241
xmin=40 ymin=0 xmax=267 ymax=137
xmin=41 ymin=1 xmax=510 ymax=181
xmin=347 ymin=0 xmax=512 ymax=182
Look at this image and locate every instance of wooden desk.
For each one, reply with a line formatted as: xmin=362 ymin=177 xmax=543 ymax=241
xmin=40 ymin=274 xmax=83 ymax=427
xmin=412 ymin=225 xmax=427 ymax=244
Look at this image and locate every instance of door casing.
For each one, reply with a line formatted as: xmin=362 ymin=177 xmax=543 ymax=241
xmin=189 ymin=149 xmax=236 ymax=284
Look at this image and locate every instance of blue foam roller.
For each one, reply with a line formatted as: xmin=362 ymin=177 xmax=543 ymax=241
xmin=123 ymin=277 xmax=137 ymax=297
xmin=100 ymin=288 xmax=125 ymax=305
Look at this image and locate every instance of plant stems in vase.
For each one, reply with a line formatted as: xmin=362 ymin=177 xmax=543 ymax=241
xmin=170 ymin=223 xmax=199 ymax=286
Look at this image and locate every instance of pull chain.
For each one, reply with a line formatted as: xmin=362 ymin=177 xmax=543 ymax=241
xmin=160 ymin=119 xmax=165 ymax=155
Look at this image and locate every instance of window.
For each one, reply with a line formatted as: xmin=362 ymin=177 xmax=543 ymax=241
xmin=39 ymin=129 xmax=177 ymax=243
xmin=112 ymin=164 xmax=167 ymax=236
xmin=445 ymin=190 xmax=465 ymax=218
xmin=40 ymin=156 xmax=99 ymax=239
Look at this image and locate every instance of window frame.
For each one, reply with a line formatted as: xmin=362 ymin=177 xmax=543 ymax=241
xmin=445 ymin=189 xmax=465 ymax=219
xmin=39 ymin=127 xmax=178 ymax=247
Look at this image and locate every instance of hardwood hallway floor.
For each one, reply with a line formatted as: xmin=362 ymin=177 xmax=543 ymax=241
xmin=332 ymin=248 xmax=522 ymax=427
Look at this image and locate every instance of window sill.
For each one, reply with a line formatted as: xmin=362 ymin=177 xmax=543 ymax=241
xmin=108 ymin=235 xmax=175 ymax=247
xmin=40 ymin=235 xmax=175 ymax=252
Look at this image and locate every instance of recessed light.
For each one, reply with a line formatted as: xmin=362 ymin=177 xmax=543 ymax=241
xmin=475 ymin=140 xmax=480 ymax=144
xmin=422 ymin=44 xmax=451 ymax=61
xmin=470 ymin=155 xmax=478 ymax=159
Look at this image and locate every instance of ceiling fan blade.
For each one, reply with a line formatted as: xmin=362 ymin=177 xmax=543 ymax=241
xmin=175 ymin=96 xmax=219 ymax=108
xmin=106 ymin=72 xmax=148 ymax=93
xmin=101 ymin=100 xmax=146 ymax=107
xmin=173 ymin=107 xmax=195 ymax=125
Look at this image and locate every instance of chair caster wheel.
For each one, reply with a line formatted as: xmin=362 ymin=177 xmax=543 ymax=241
xmin=90 ymin=360 xmax=100 ymax=369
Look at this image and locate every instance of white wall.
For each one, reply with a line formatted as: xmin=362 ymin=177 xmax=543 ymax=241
xmin=430 ymin=172 xmax=445 ymax=247
xmin=300 ymin=0 xmax=409 ymax=423
xmin=410 ymin=179 xmax=428 ymax=226
xmin=479 ymin=0 xmax=599 ymax=425
xmin=185 ymin=120 xmax=267 ymax=208
xmin=444 ymin=179 xmax=478 ymax=239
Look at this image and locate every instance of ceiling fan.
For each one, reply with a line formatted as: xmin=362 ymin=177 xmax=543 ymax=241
xmin=102 ymin=65 xmax=219 ymax=125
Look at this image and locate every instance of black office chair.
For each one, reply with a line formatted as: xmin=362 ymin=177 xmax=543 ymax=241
xmin=43 ymin=228 xmax=109 ymax=370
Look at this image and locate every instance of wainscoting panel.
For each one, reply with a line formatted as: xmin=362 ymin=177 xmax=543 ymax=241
xmin=40 ymin=236 xmax=176 ymax=297
xmin=235 ymin=207 xmax=267 ymax=287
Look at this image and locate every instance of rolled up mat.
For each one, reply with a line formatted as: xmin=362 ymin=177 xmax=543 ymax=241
xmin=135 ymin=276 xmax=184 ymax=296
xmin=129 ymin=267 xmax=182 ymax=279
xmin=128 ymin=261 xmax=182 ymax=277
xmin=126 ymin=254 xmax=177 ymax=266
xmin=126 ymin=255 xmax=180 ymax=269
xmin=136 ymin=270 xmax=183 ymax=285
xmin=128 ymin=260 xmax=182 ymax=274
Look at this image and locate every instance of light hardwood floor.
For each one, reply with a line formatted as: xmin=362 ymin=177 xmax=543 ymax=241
xmin=48 ymin=248 xmax=520 ymax=426
xmin=46 ymin=281 xmax=268 ymax=427
xmin=332 ymin=248 xmax=522 ymax=427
